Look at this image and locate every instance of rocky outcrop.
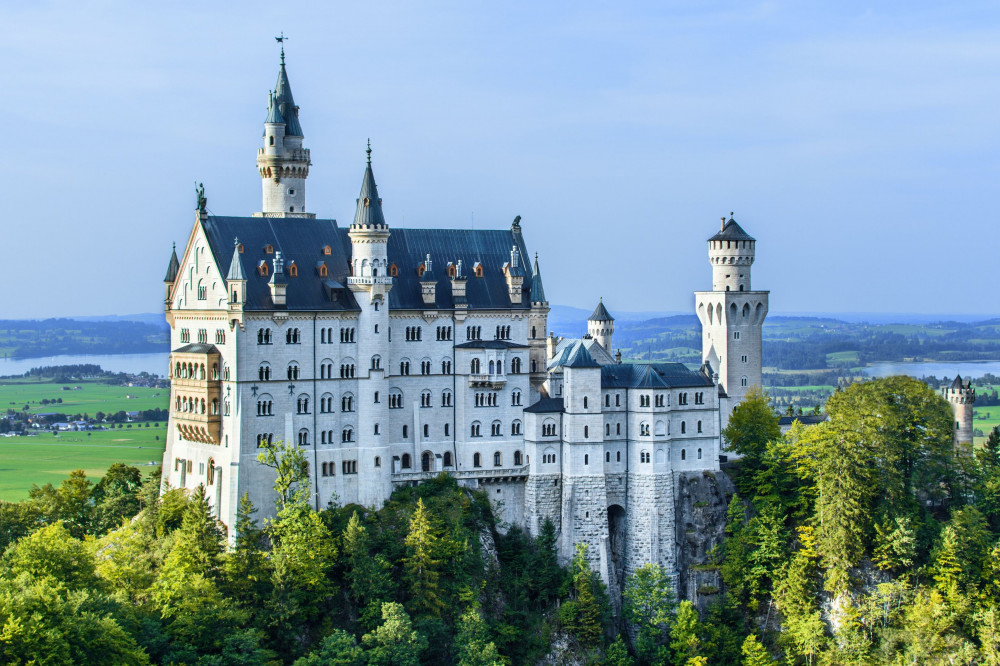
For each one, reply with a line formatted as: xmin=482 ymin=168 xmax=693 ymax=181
xmin=674 ymin=469 xmax=735 ymax=613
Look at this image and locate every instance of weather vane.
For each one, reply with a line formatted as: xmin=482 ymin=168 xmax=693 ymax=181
xmin=275 ymin=32 xmax=288 ymax=62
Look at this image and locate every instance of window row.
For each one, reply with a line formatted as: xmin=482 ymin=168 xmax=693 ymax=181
xmin=404 ymin=326 xmax=422 ymax=341
xmin=469 ymin=450 xmax=523 ymax=468
xmin=436 ymin=326 xmax=452 ymax=341
xmin=174 ymin=395 xmax=220 ymax=415
xmin=469 ymin=420 xmax=522 ymax=437
xmin=173 ymin=361 xmax=220 ymax=381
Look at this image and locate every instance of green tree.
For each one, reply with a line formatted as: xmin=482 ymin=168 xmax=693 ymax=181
xmin=1 ymin=522 xmax=100 ymax=591
xmin=532 ymin=517 xmax=563 ymax=605
xmin=601 ymin=636 xmax=634 ymax=666
xmin=740 ymin=634 xmax=775 ymax=666
xmin=872 ymin=515 xmax=917 ymax=574
xmin=0 ymin=500 xmax=42 ymax=553
xmin=0 ymin=572 xmax=149 ymax=665
xmin=222 ymin=494 xmax=271 ymax=614
xmin=403 ymin=498 xmax=449 ymax=620
xmin=292 ymin=629 xmax=364 ymax=666
xmin=559 ymin=543 xmax=606 ymax=648
xmin=622 ymin=563 xmax=675 ymax=661
xmin=256 ymin=438 xmax=310 ymax=510
xmin=669 ymin=601 xmax=703 ymax=666
xmin=361 ymin=602 xmax=428 ymax=666
xmin=722 ymin=387 xmax=782 ymax=493
xmin=342 ymin=511 xmax=393 ymax=630
xmin=454 ymin=604 xmax=504 ymax=666
xmin=92 ymin=463 xmax=143 ymax=533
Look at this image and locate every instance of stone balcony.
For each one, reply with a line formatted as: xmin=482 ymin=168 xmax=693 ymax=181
xmin=468 ymin=373 xmax=507 ymax=388
xmin=392 ymin=465 xmax=529 ymax=485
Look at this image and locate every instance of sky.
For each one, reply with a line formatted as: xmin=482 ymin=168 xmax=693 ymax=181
xmin=4 ymin=1 xmax=999 ymax=319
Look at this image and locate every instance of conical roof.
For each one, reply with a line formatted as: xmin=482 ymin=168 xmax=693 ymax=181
xmin=264 ymin=91 xmax=284 ymax=125
xmin=589 ymin=298 xmax=613 ymax=322
xmin=272 ymin=58 xmax=303 ymax=136
xmin=352 ymin=144 xmax=387 ymax=228
xmin=164 ymin=243 xmax=180 ymax=282
xmin=226 ymin=239 xmax=245 ymax=281
xmin=951 ymin=374 xmax=965 ymax=389
xmin=530 ymin=253 xmax=547 ymax=303
xmin=709 ymin=216 xmax=755 ymax=242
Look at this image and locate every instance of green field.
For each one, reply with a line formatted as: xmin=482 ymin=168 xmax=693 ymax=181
xmin=0 ymin=427 xmax=166 ymax=501
xmin=0 ymin=378 xmax=169 ymax=502
xmin=0 ymin=380 xmax=167 ymax=416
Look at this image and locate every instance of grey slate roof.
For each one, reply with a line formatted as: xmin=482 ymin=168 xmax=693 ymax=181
xmin=340 ymin=226 xmax=536 ymax=311
xmin=709 ymin=217 xmax=755 ymax=242
xmin=173 ymin=343 xmax=220 ymax=355
xmin=530 ymin=253 xmax=547 ymax=303
xmin=589 ymin=298 xmax=613 ymax=322
xmin=951 ymin=374 xmax=968 ymax=389
xmin=201 ymin=215 xmax=536 ymax=312
xmin=549 ymin=340 xmax=600 ymax=369
xmin=164 ymin=243 xmax=180 ymax=282
xmin=601 ymin=362 xmax=714 ymax=389
xmin=205 ymin=215 xmax=358 ymax=312
xmin=272 ymin=60 xmax=303 ymax=136
xmin=524 ymin=397 xmax=564 ymax=413
xmin=455 ymin=340 xmax=528 ymax=349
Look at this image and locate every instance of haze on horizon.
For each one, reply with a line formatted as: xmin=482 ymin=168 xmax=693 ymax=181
xmin=4 ymin=1 xmax=998 ymax=319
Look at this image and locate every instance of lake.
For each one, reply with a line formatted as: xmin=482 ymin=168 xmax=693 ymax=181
xmin=862 ymin=361 xmax=1000 ymax=381
xmin=0 ymin=352 xmax=170 ymax=378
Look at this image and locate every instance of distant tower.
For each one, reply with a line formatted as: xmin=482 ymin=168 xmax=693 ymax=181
xmin=587 ymin=298 xmax=614 ymax=353
xmin=943 ymin=375 xmax=975 ymax=447
xmin=255 ymin=47 xmax=313 ymax=218
xmin=694 ymin=214 xmax=769 ymax=434
xmin=528 ymin=252 xmax=550 ymax=398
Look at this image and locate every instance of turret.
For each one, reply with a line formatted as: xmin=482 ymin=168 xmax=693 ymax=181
xmin=943 ymin=375 xmax=975 ymax=448
xmin=268 ymin=251 xmax=288 ymax=307
xmin=708 ymin=213 xmax=755 ymax=292
xmin=164 ymin=242 xmax=180 ymax=305
xmin=587 ymin=298 xmax=614 ymax=353
xmin=226 ymin=238 xmax=247 ymax=325
xmin=255 ymin=47 xmax=312 ymax=218
xmin=528 ymin=252 xmax=550 ymax=392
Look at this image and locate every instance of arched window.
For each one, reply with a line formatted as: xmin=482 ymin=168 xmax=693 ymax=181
xmin=443 ymin=451 xmax=453 ymax=467
xmin=511 ymin=420 xmax=522 ymax=435
xmin=513 ymin=450 xmax=523 ymax=465
xmin=421 ymin=451 xmax=431 ymax=472
xmin=681 ymin=449 xmax=687 ymax=461
xmin=401 ymin=454 xmax=412 ymax=469
xmin=269 ymin=135 xmax=274 ymax=146
xmin=584 ymin=425 xmax=589 ymax=438
xmin=494 ymin=451 xmax=501 ymax=466
xmin=473 ymin=452 xmax=481 ymax=467
xmin=681 ymin=421 xmax=686 ymax=434
xmin=697 ymin=448 xmax=703 ymax=460
xmin=471 ymin=358 xmax=481 ymax=374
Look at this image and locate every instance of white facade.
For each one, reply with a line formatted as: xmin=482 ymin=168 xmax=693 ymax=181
xmin=160 ymin=56 xmax=768 ymax=587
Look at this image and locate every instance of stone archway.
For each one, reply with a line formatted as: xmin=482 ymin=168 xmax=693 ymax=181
xmin=608 ymin=504 xmax=626 ymax=594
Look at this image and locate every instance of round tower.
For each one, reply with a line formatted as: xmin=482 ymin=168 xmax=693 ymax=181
xmin=587 ymin=298 xmax=614 ymax=353
xmin=944 ymin=375 xmax=975 ymax=447
xmin=708 ymin=213 xmax=755 ymax=292
xmin=256 ymin=48 xmax=312 ymax=217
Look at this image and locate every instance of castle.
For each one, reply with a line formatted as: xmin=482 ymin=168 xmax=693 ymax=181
xmin=160 ymin=52 xmax=769 ymax=588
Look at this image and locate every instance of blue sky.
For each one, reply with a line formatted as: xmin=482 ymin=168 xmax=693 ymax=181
xmin=4 ymin=1 xmax=998 ymax=318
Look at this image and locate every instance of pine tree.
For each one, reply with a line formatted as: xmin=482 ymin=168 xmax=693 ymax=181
xmin=669 ymin=601 xmax=703 ymax=666
xmin=622 ymin=563 xmax=675 ymax=661
xmin=454 ymin=605 xmax=504 ymax=666
xmin=403 ymin=498 xmax=447 ymax=619
xmin=361 ymin=602 xmax=428 ymax=666
xmin=740 ymin=634 xmax=776 ymax=666
xmin=561 ymin=543 xmax=604 ymax=648
xmin=343 ymin=511 xmax=393 ymax=630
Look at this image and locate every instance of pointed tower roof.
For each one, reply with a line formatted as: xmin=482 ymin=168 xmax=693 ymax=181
xmin=530 ymin=253 xmax=547 ymax=303
xmin=164 ymin=243 xmax=180 ymax=282
xmin=951 ymin=374 xmax=965 ymax=389
xmin=709 ymin=214 xmax=755 ymax=242
xmin=589 ymin=298 xmax=614 ymax=322
xmin=226 ymin=238 xmax=246 ymax=280
xmin=352 ymin=142 xmax=387 ymax=228
xmin=264 ymin=91 xmax=284 ymax=125
xmin=272 ymin=52 xmax=303 ymax=136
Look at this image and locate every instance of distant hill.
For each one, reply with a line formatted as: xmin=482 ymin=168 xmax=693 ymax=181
xmin=0 ymin=318 xmax=169 ymax=359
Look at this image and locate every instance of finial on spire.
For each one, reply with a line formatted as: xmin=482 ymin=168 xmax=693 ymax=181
xmin=730 ymin=211 xmax=734 ymax=218
xmin=366 ymin=138 xmax=372 ymax=165
xmin=275 ymin=32 xmax=287 ymax=64
xmin=233 ymin=236 xmax=240 ymax=247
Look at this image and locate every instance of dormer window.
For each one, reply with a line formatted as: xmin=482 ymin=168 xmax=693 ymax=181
xmin=390 ymin=264 xmax=399 ymax=277
xmin=416 ymin=263 xmax=424 ymax=277
xmin=257 ymin=261 xmax=269 ymax=277
xmin=363 ymin=197 xmax=370 ymax=207
xmin=237 ymin=243 xmax=244 ymax=254
xmin=322 ymin=245 xmax=331 ymax=256
xmin=447 ymin=263 xmax=457 ymax=277
xmin=265 ymin=244 xmax=274 ymax=254
xmin=288 ymin=262 xmax=298 ymax=277
xmin=317 ymin=262 xmax=328 ymax=277
xmin=474 ymin=263 xmax=483 ymax=278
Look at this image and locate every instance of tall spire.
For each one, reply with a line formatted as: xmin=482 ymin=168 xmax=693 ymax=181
xmin=226 ymin=237 xmax=245 ymax=281
xmin=530 ymin=252 xmax=547 ymax=303
xmin=352 ymin=142 xmax=387 ymax=228
xmin=272 ymin=49 xmax=302 ymax=136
